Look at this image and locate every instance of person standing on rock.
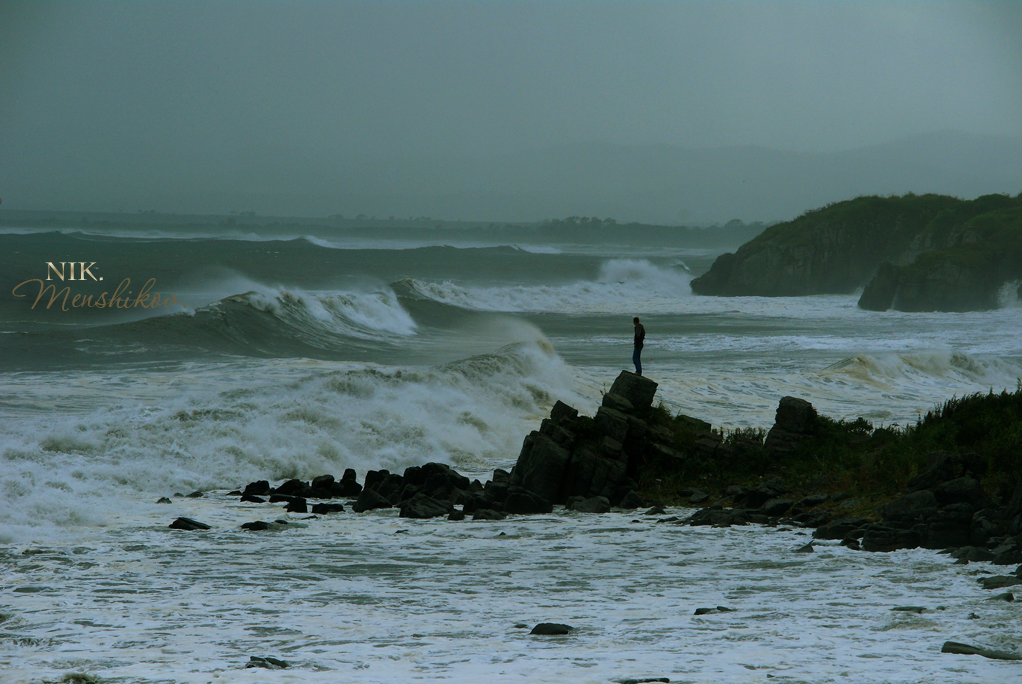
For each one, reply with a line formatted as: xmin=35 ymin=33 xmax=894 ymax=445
xmin=632 ymin=317 xmax=645 ymax=375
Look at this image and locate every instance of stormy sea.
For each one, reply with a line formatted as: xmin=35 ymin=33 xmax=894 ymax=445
xmin=2 ymin=226 xmax=1021 ymax=683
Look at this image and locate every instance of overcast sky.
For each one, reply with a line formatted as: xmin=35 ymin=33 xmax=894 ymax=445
xmin=2 ymin=1 xmax=1021 ymax=219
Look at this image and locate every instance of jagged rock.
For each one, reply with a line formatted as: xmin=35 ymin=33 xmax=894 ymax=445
xmin=398 ymin=493 xmax=453 ymax=519
xmin=185 ymin=490 xmax=204 ymax=498
xmin=644 ymin=505 xmax=666 ymax=515
xmin=491 ymin=468 xmax=511 ymax=483
xmin=472 ymin=508 xmax=506 ymax=521
xmin=352 ymin=488 xmax=392 ymax=513
xmin=504 ymin=486 xmax=553 ymax=514
xmin=950 ymin=546 xmax=996 ymax=562
xmin=861 ymin=524 xmax=921 ymax=552
xmin=941 ymin=641 xmax=1022 ymax=661
xmin=156 ymin=497 xmax=172 ymax=504
xmin=991 ymin=539 xmax=1022 ymax=566
xmin=602 ymin=392 xmax=634 ymax=413
xmin=511 ymin=433 xmax=572 ymax=504
xmin=530 ymin=623 xmax=574 ymax=635
xmin=246 ymin=656 xmax=290 ymax=669
xmin=311 ymin=503 xmax=345 ymax=514
xmin=764 ymin=397 xmax=818 ymax=455
xmin=795 ymin=542 xmax=814 ymax=553
xmin=169 ymin=517 xmax=210 ymax=531
xmin=363 ymin=469 xmax=389 ymax=492
xmin=566 ymin=496 xmax=611 ymax=513
xmin=243 ymin=480 xmax=271 ymax=496
xmin=375 ymin=473 xmax=405 ymax=503
xmin=608 ymin=371 xmax=659 ymax=411
xmin=333 ymin=478 xmax=363 ymax=497
xmin=594 ymin=407 xmax=630 ymax=444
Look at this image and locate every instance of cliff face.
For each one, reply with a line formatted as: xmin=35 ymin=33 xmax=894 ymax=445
xmin=690 ymin=193 xmax=1022 ymax=312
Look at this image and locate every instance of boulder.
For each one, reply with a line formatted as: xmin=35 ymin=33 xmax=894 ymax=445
xmin=978 ymin=575 xmax=1022 ymax=590
xmin=798 ymin=493 xmax=830 ymax=508
xmin=241 ymin=521 xmax=271 ymax=531
xmin=240 ymin=494 xmax=265 ymax=503
xmin=594 ymin=407 xmax=630 ymax=444
xmin=352 ymin=488 xmax=392 ymax=513
xmin=861 ymin=524 xmax=921 ymax=552
xmin=311 ymin=474 xmax=335 ymax=491
xmin=933 ymin=477 xmax=986 ymax=508
xmin=608 ymin=371 xmax=659 ymax=411
xmin=795 ymin=542 xmax=815 ymax=553
xmin=246 ymin=656 xmax=290 ymax=669
xmin=285 ymin=498 xmax=308 ymax=513
xmin=941 ymin=641 xmax=1022 ymax=661
xmin=275 ymin=479 xmax=309 ymax=497
xmin=156 ymin=496 xmax=172 ymax=504
xmin=398 ymin=493 xmax=453 ymax=519
xmin=602 ymin=392 xmax=634 ymax=413
xmin=311 ymin=503 xmax=345 ymax=514
xmin=333 ymin=478 xmax=363 ymax=497
xmin=363 ymin=469 xmax=389 ymax=492
xmin=686 ymin=508 xmax=747 ymax=527
xmin=549 ymin=400 xmax=579 ymax=424
xmin=566 ymin=496 xmax=611 ymax=513
xmin=472 ymin=508 xmax=507 ymax=521
xmin=169 ymin=517 xmax=210 ymax=531
xmin=242 ymin=480 xmax=271 ymax=496
xmin=530 ymin=623 xmax=574 ymax=635
xmin=688 ymin=490 xmax=710 ymax=505
xmin=511 ymin=433 xmax=572 ymax=504
xmin=761 ymin=498 xmax=793 ymax=516
xmin=448 ymin=509 xmax=466 ymax=521
xmin=618 ymin=491 xmax=646 ymax=510
xmin=504 ymin=486 xmax=553 ymax=514
xmin=764 ymin=397 xmax=818 ymax=455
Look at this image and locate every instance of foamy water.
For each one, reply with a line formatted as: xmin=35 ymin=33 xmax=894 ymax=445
xmin=3 ymin=233 xmax=1022 ymax=682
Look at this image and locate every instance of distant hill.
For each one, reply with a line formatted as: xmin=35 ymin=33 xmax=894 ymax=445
xmin=689 ymin=193 xmax=1022 ymax=312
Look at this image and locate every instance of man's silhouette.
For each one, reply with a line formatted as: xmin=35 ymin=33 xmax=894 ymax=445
xmin=632 ymin=317 xmax=645 ymax=375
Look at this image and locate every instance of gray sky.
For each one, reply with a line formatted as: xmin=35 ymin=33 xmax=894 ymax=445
xmin=2 ymin=1 xmax=1022 ymax=221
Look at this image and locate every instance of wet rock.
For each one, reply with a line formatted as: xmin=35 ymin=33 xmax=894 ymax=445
xmin=268 ymin=494 xmax=293 ymax=503
xmin=333 ymin=477 xmax=363 ymax=498
xmin=311 ymin=474 xmax=335 ymax=490
xmin=840 ymin=538 xmax=861 ymax=550
xmin=644 ymin=505 xmax=666 ymax=516
xmin=978 ymin=575 xmax=1022 ymax=590
xmin=504 ymin=487 xmax=553 ymax=514
xmin=813 ymin=517 xmax=869 ymax=540
xmin=686 ymin=508 xmax=747 ymax=527
xmin=795 ymin=542 xmax=814 ymax=553
xmin=891 ymin=606 xmax=927 ymax=613
xmin=240 ymin=494 xmax=266 ymax=503
xmin=602 ymin=392 xmax=634 ymax=413
xmin=243 ymin=480 xmax=270 ymax=496
xmin=311 ymin=503 xmax=345 ymax=514
xmin=550 ymin=400 xmax=579 ymax=424
xmin=530 ymin=623 xmax=574 ymax=635
xmin=285 ymin=498 xmax=308 ymax=513
xmin=987 ymin=592 xmax=1014 ymax=602
xmin=352 ymin=488 xmax=393 ymax=513
xmin=156 ymin=497 xmax=172 ymax=504
xmin=241 ymin=521 xmax=271 ymax=531
xmin=941 ymin=641 xmax=1022 ymax=661
xmin=472 ymin=508 xmax=507 ymax=521
xmin=991 ymin=539 xmax=1022 ymax=566
xmin=861 ymin=524 xmax=921 ymax=552
xmin=594 ymin=406 xmax=630 ymax=444
xmin=448 ymin=509 xmax=466 ymax=521
xmin=608 ymin=371 xmax=659 ymax=411
xmin=275 ymin=479 xmax=310 ymax=497
xmin=950 ymin=546 xmax=995 ymax=562
xmin=616 ymin=678 xmax=670 ymax=684
xmin=398 ymin=493 xmax=453 ymax=519
xmin=566 ymin=495 xmax=611 ymax=513
xmin=169 ymin=517 xmax=210 ymax=531
xmin=618 ymin=491 xmax=646 ymax=510
xmin=694 ymin=606 xmax=734 ymax=615
xmin=246 ymin=655 xmax=290 ymax=669
xmin=185 ymin=491 xmax=204 ymax=498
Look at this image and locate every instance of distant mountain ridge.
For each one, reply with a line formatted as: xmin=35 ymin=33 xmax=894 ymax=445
xmin=6 ymin=131 xmax=1022 ymax=224
xmin=690 ymin=193 xmax=1022 ymax=312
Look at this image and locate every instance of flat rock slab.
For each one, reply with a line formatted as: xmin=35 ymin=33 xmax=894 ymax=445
xmin=941 ymin=641 xmax=1022 ymax=661
xmin=530 ymin=623 xmax=574 ymax=635
xmin=978 ymin=575 xmax=1022 ymax=590
xmin=169 ymin=517 xmax=210 ymax=531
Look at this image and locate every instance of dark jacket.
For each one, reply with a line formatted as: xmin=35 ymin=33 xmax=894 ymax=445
xmin=634 ymin=323 xmax=645 ymax=348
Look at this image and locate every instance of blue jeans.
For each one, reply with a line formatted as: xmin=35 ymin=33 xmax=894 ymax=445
xmin=632 ymin=346 xmax=642 ymax=375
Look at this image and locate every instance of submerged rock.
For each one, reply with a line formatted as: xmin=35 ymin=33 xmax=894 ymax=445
xmin=941 ymin=641 xmax=1022 ymax=661
xmin=246 ymin=655 xmax=290 ymax=669
xmin=169 ymin=517 xmax=210 ymax=531
xmin=398 ymin=493 xmax=453 ymax=519
xmin=353 ymin=488 xmax=392 ymax=513
xmin=530 ymin=623 xmax=574 ymax=635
